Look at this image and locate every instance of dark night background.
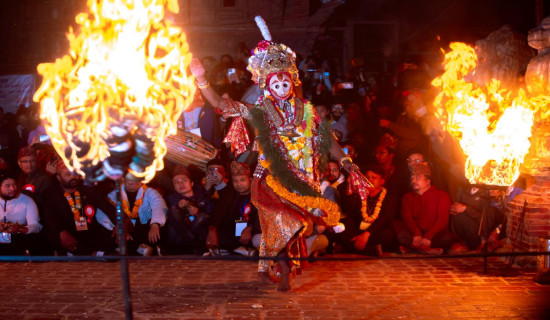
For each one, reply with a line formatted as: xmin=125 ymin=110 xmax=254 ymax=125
xmin=0 ymin=0 xmax=548 ymax=75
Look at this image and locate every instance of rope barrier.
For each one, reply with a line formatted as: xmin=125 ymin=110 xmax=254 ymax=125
xmin=0 ymin=250 xmax=548 ymax=263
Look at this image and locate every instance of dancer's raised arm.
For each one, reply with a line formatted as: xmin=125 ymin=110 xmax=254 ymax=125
xmin=190 ymin=58 xmax=225 ymax=111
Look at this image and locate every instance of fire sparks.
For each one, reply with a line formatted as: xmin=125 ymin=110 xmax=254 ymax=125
xmin=33 ymin=0 xmax=195 ymax=182
xmin=431 ymin=42 xmax=546 ymax=186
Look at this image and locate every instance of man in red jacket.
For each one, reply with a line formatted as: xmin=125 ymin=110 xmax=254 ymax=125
xmin=395 ymin=163 xmax=453 ymax=255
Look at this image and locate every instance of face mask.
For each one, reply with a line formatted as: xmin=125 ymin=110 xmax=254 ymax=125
xmin=268 ymin=73 xmax=293 ymax=101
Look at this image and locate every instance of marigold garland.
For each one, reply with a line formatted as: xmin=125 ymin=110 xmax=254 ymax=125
xmin=250 ymin=108 xmax=319 ymax=197
xmin=110 ymin=185 xmax=148 ymax=219
xmin=266 ymin=174 xmax=340 ymax=227
xmin=65 ymin=191 xmax=82 ymax=222
xmin=360 ymin=187 xmax=386 ymax=230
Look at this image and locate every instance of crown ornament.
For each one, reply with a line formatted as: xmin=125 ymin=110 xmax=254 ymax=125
xmin=247 ymin=16 xmax=301 ymax=90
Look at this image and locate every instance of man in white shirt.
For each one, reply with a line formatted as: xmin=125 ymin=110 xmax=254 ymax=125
xmin=0 ymin=171 xmax=42 ymax=255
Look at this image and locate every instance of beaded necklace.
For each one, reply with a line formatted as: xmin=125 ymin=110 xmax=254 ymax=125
xmin=64 ymin=191 xmax=82 ymax=222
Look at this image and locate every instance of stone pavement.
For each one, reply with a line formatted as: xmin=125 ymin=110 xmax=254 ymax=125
xmin=0 ymin=255 xmax=549 ymax=320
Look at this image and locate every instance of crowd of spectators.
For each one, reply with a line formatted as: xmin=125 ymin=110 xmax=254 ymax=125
xmin=0 ymin=51 xmax=517 ymax=258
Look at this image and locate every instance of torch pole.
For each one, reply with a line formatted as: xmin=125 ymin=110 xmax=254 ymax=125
xmin=116 ymin=179 xmax=134 ymax=320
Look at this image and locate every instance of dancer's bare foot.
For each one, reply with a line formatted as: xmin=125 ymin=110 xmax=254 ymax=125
xmin=277 ymin=256 xmax=291 ymax=292
xmin=278 ymin=272 xmax=291 ymax=292
xmin=258 ymin=271 xmax=275 ymax=283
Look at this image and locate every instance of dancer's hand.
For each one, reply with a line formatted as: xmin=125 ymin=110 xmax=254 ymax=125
xmin=190 ymin=58 xmax=206 ymax=81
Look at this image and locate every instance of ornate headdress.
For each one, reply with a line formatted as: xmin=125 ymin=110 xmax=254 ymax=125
xmin=247 ymin=16 xmax=301 ymax=90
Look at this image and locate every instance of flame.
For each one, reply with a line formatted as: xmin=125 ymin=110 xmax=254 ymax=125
xmin=431 ymin=42 xmax=543 ymax=186
xmin=33 ymin=0 xmax=195 ymax=182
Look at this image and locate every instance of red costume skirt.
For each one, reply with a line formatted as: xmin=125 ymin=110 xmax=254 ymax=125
xmin=252 ymin=173 xmax=311 ymax=273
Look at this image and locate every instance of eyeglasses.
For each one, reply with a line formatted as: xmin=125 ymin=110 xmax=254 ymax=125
xmin=406 ymin=158 xmax=426 ymax=163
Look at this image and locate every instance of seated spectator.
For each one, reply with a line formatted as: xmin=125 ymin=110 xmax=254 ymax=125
xmin=330 ymin=165 xmax=398 ymax=255
xmin=161 ymin=165 xmax=213 ymax=255
xmin=203 ymin=159 xmax=232 ymax=200
xmin=43 ymin=161 xmax=117 ymax=256
xmin=317 ymin=167 xmax=338 ymax=204
xmin=0 ymin=171 xmax=42 ymax=255
xmin=394 ymin=163 xmax=453 ymax=255
xmin=206 ymin=161 xmax=260 ymax=256
xmin=16 ymin=146 xmax=53 ymax=212
xmin=325 ymin=160 xmax=345 ymax=190
xmin=100 ymin=174 xmax=168 ymax=256
xmin=404 ymin=149 xmax=447 ymax=193
xmin=449 ymin=185 xmax=507 ymax=252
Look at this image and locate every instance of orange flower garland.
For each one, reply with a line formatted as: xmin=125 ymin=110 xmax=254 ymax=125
xmin=110 ymin=185 xmax=148 ymax=219
xmin=64 ymin=191 xmax=82 ymax=222
xmin=359 ymin=187 xmax=386 ymax=230
xmin=266 ymin=174 xmax=340 ymax=226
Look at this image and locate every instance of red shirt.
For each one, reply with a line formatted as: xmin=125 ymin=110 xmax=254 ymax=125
xmin=401 ymin=185 xmax=450 ymax=240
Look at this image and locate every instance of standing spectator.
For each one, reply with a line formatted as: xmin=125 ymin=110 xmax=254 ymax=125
xmin=179 ymin=90 xmax=223 ymax=148
xmin=379 ymin=89 xmax=430 ymax=162
xmin=161 ymin=165 xmax=213 ymax=255
xmin=330 ymin=102 xmax=348 ymax=142
xmin=0 ymin=171 xmax=42 ymax=255
xmin=394 ymin=163 xmax=453 ymax=254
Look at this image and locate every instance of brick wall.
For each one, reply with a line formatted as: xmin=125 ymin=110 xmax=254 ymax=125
xmin=506 ymin=180 xmax=550 ymax=252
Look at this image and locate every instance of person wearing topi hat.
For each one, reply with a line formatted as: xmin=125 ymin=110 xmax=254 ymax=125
xmin=394 ymin=162 xmax=453 ymax=255
xmin=16 ymin=146 xmax=54 ymax=213
xmin=41 ymin=160 xmax=117 ymax=256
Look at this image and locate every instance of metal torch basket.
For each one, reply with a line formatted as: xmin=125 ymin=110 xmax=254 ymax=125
xmin=165 ymin=129 xmax=218 ymax=171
